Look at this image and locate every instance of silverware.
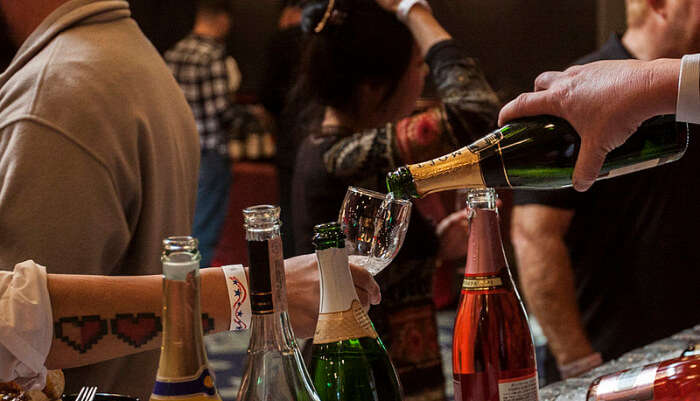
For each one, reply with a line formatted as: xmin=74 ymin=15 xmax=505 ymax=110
xmin=76 ymin=386 xmax=98 ymax=401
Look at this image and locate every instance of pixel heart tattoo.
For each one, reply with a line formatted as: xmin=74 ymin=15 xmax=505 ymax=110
xmin=111 ymin=313 xmax=162 ymax=348
xmin=55 ymin=316 xmax=108 ymax=353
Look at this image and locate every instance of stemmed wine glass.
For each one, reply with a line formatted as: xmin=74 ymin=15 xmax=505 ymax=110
xmin=337 ymin=186 xmax=412 ymax=276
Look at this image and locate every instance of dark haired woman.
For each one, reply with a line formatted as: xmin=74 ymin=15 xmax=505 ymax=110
xmin=290 ymin=0 xmax=500 ymax=398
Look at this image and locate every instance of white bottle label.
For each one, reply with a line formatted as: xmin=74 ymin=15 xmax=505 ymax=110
xmin=595 ymin=365 xmax=657 ymax=401
xmin=498 ymin=373 xmax=539 ymax=401
xmin=316 ymin=247 xmax=358 ymax=314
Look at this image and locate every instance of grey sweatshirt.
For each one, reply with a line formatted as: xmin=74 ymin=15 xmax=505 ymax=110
xmin=0 ymin=0 xmax=199 ymax=398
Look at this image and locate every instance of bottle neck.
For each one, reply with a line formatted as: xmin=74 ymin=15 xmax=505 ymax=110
xmin=465 ymin=207 xmax=507 ymax=276
xmin=316 ymin=247 xmax=360 ymax=314
xmin=158 ymin=260 xmax=208 ymax=378
xmin=313 ymin=246 xmax=377 ymax=344
xmin=404 ymin=146 xmax=486 ymax=198
xmin=248 ymin=235 xmax=288 ymax=315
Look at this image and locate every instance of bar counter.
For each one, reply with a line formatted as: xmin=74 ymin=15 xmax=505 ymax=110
xmin=540 ymin=324 xmax=700 ymax=401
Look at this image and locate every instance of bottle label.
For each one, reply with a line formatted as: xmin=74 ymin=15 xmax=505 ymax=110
xmin=594 ymin=365 xmax=657 ymax=401
xmin=313 ymin=299 xmax=377 ymax=344
xmin=462 ymin=275 xmax=504 ymax=291
xmin=248 ymin=241 xmax=274 ymax=314
xmin=152 ymin=366 xmax=218 ymax=400
xmin=497 ymin=372 xmax=539 ymax=401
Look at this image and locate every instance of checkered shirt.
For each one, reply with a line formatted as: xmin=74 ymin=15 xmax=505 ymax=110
xmin=165 ymin=34 xmax=235 ymax=155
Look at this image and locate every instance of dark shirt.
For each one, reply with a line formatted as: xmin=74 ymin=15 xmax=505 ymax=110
xmin=291 ymin=39 xmax=499 ymax=398
xmin=513 ymin=34 xmax=700 ymax=364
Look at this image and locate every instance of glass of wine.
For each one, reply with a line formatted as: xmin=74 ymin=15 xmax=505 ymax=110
xmin=337 ymin=186 xmax=411 ymax=276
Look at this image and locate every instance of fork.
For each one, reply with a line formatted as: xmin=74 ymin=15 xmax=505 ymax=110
xmin=75 ymin=386 xmax=98 ymax=401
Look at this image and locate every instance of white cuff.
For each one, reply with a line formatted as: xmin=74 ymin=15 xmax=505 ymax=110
xmin=221 ymin=265 xmax=251 ymax=331
xmin=677 ymin=54 xmax=700 ymax=124
xmin=397 ymin=0 xmax=431 ymax=22
xmin=0 ymin=261 xmax=52 ymax=389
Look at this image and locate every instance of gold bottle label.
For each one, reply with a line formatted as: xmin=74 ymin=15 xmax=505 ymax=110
xmin=313 ymin=300 xmax=377 ymax=344
xmin=407 ymin=147 xmax=485 ymax=197
xmin=462 ymin=275 xmax=503 ymax=291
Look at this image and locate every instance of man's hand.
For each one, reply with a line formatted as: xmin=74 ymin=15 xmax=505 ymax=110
xmin=284 ymin=254 xmax=381 ymax=339
xmin=498 ymin=59 xmax=680 ymax=191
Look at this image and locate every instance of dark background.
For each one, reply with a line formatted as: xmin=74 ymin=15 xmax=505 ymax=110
xmin=2 ymin=0 xmax=625 ymax=104
xmin=122 ymin=0 xmax=616 ymax=103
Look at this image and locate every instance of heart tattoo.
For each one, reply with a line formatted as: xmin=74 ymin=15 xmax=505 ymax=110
xmin=55 ymin=316 xmax=108 ymax=353
xmin=111 ymin=313 xmax=162 ymax=348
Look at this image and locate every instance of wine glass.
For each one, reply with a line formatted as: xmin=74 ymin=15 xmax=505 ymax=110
xmin=338 ymin=186 xmax=412 ymax=275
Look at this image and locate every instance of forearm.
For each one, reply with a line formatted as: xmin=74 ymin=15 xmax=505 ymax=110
xmin=512 ymin=234 xmax=593 ymax=365
xmin=402 ymin=5 xmax=451 ymax=57
xmin=45 ymin=268 xmax=230 ymax=369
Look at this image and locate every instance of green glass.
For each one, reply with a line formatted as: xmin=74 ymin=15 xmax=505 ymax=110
xmin=387 ymin=114 xmax=688 ymax=199
xmin=310 ymin=337 xmax=401 ymax=401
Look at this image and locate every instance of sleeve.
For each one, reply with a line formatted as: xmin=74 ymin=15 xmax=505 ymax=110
xmin=205 ymin=56 xmax=237 ymax=137
xmin=322 ymin=127 xmax=402 ymax=178
xmin=0 ymin=121 xmax=131 ymax=276
xmin=426 ymin=39 xmax=500 ymax=143
xmin=677 ymin=54 xmax=700 ymax=124
xmin=0 ymin=261 xmax=52 ymax=390
xmin=393 ymin=40 xmax=501 ymax=164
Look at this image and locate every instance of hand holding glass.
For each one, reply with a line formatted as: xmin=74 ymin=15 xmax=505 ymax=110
xmin=338 ymin=187 xmax=411 ymax=276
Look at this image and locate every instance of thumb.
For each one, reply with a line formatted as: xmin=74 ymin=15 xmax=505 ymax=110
xmin=572 ymin=140 xmax=607 ymax=192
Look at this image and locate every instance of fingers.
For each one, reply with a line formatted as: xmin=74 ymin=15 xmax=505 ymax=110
xmin=349 ymin=263 xmax=381 ymax=304
xmin=572 ymin=140 xmax=608 ymax=192
xmin=498 ymin=91 xmax=553 ymax=126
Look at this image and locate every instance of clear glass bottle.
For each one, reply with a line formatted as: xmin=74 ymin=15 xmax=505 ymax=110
xmin=587 ymin=355 xmax=700 ymax=401
xmin=386 ymin=115 xmax=688 ymax=198
xmin=236 ymin=205 xmax=320 ymax=401
xmin=150 ymin=236 xmax=222 ymax=401
xmin=309 ymin=222 xmax=402 ymax=401
xmin=452 ymin=189 xmax=539 ymax=401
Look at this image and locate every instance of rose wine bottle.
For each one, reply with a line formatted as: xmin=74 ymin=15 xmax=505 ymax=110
xmin=452 ymin=189 xmax=538 ymax=401
xmin=309 ymin=222 xmax=402 ymax=401
xmin=386 ymin=115 xmax=688 ymax=199
xmin=587 ymin=355 xmax=700 ymax=401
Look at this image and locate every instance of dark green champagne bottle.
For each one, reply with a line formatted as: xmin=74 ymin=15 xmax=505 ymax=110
xmin=386 ymin=115 xmax=688 ymax=198
xmin=309 ymin=222 xmax=402 ymax=401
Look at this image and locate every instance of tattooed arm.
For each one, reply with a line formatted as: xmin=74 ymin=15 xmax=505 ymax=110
xmin=44 ymin=267 xmax=230 ymax=369
xmin=42 ymin=254 xmax=379 ymax=370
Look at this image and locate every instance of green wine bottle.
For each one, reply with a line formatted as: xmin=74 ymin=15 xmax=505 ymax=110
xmin=309 ymin=222 xmax=403 ymax=401
xmin=386 ymin=114 xmax=688 ymax=198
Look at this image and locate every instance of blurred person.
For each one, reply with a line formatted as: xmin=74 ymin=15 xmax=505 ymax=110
xmin=290 ymin=0 xmax=499 ymax=398
xmin=260 ymin=0 xmax=305 ymax=257
xmin=510 ymin=0 xmax=700 ymax=384
xmin=164 ymin=0 xmax=242 ymax=267
xmin=0 ymin=257 xmax=380 ymax=388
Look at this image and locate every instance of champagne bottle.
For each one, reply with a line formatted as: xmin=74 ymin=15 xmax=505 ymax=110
xmin=586 ymin=355 xmax=700 ymax=401
xmin=236 ymin=205 xmax=320 ymax=401
xmin=452 ymin=189 xmax=538 ymax=401
xmin=151 ymin=236 xmax=222 ymax=401
xmin=386 ymin=115 xmax=688 ymax=198
xmin=309 ymin=222 xmax=403 ymax=401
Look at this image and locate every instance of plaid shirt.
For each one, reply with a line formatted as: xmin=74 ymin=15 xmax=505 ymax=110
xmin=165 ymin=34 xmax=235 ymax=155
